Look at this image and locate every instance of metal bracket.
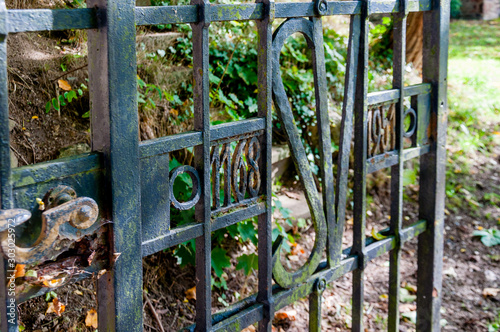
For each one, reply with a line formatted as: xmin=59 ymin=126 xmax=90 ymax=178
xmin=315 ymin=0 xmax=328 ymax=16
xmin=0 ymin=185 xmax=99 ymax=265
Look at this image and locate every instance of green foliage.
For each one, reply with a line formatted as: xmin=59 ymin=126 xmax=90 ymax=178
xmin=450 ymin=0 xmax=462 ymax=19
xmin=236 ymin=253 xmax=259 ymax=276
xmin=370 ymin=17 xmax=393 ymax=67
xmin=489 ymin=310 xmax=500 ymax=332
xmin=473 ymin=229 xmax=500 ymax=247
xmin=45 ymin=291 xmax=57 ymax=302
xmin=45 ymin=83 xmax=87 ymax=114
xmin=211 ymin=247 xmax=232 ymax=278
xmin=137 ymin=76 xmax=163 ymax=109
xmin=484 ymin=192 xmax=500 ymax=206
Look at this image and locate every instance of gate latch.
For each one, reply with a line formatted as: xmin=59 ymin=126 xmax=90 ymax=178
xmin=0 ymin=186 xmax=99 ymax=265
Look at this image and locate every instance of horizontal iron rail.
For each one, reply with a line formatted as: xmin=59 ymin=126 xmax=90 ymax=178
xmin=7 ymin=0 xmax=432 ymax=33
xmin=367 ymin=144 xmax=431 ymax=173
xmin=367 ymin=83 xmax=431 ymax=105
xmin=139 ymin=117 xmax=265 ymax=159
xmin=183 ymin=219 xmax=427 ymax=331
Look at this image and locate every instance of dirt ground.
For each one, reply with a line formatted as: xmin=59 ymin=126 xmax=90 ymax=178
xmin=6 ymin=25 xmax=500 ymax=332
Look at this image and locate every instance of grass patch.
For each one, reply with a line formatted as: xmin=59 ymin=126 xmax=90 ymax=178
xmin=446 ymin=19 xmax=500 ymax=211
xmin=449 ymin=19 xmax=500 ymax=60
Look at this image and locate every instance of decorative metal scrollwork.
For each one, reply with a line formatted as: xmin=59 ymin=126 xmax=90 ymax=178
xmin=169 ymin=165 xmax=201 ymax=210
xmin=271 ymin=17 xmax=331 ymax=289
xmin=367 ymin=103 xmax=418 ymax=157
xmin=0 ymin=185 xmax=99 ymax=265
xmin=404 ymin=107 xmax=417 ymax=138
xmin=210 ymin=135 xmax=262 ymax=211
xmin=367 ymin=103 xmax=396 ymax=157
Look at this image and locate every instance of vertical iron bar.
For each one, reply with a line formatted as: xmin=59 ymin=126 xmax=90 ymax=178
xmin=309 ymin=278 xmax=326 ymax=332
xmin=87 ymin=0 xmax=143 ymax=329
xmin=0 ymin=2 xmax=15 ymax=330
xmin=417 ymin=0 xmax=449 ymax=329
xmin=256 ymin=0 xmax=274 ymax=330
xmin=331 ymin=13 xmax=360 ymax=267
xmin=388 ymin=0 xmax=408 ymax=330
xmin=310 ymin=16 xmax=336 ymax=270
xmin=191 ymin=0 xmax=212 ymax=329
xmin=352 ymin=2 xmax=369 ymax=330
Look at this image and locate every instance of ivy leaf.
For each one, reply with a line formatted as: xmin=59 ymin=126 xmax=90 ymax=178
xmin=473 ymin=229 xmax=500 ymax=247
xmin=209 ymin=72 xmax=221 ymax=85
xmin=211 ymin=247 xmax=231 ymax=278
xmin=237 ymin=220 xmax=258 ymax=245
xmin=236 ymin=253 xmax=258 ymax=276
xmin=157 ymin=49 xmax=166 ymax=58
xmin=68 ymin=90 xmax=77 ymax=102
xmin=174 ymin=241 xmax=196 ymax=267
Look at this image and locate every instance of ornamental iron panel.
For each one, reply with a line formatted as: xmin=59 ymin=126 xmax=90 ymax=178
xmin=0 ymin=0 xmax=449 ymax=330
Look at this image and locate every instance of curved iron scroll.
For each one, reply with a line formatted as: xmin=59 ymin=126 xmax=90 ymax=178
xmin=271 ymin=17 xmax=333 ymax=288
xmin=0 ymin=186 xmax=99 ymax=265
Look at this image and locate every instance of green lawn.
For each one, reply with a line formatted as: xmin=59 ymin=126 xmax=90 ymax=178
xmin=447 ymin=19 xmax=500 ymax=161
xmin=449 ymin=19 xmax=500 ymax=60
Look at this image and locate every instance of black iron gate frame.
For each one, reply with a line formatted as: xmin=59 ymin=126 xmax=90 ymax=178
xmin=0 ymin=0 xmax=448 ymax=329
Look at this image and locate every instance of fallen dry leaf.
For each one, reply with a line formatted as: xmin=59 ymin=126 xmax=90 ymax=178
xmin=42 ymin=278 xmax=66 ymax=288
xmin=483 ymin=288 xmax=500 ymax=298
xmin=290 ymin=244 xmax=305 ymax=256
xmin=46 ymin=298 xmax=65 ymax=316
xmin=274 ymin=309 xmax=297 ymax=321
xmin=85 ymin=309 xmax=98 ymax=329
xmin=241 ymin=325 xmax=256 ymax=332
xmin=74 ymin=290 xmax=83 ymax=296
xmin=399 ymin=303 xmax=416 ymax=313
xmin=58 ymin=79 xmax=72 ymax=91
xmin=284 ymin=191 xmax=301 ymax=200
xmin=185 ymin=286 xmax=196 ymax=301
xmin=14 ymin=264 xmax=25 ymax=278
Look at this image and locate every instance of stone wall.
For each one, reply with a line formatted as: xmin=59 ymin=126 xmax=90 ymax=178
xmin=461 ymin=0 xmax=500 ymax=19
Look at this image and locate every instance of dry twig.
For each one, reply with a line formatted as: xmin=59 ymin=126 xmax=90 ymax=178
xmin=143 ymin=290 xmax=165 ymax=332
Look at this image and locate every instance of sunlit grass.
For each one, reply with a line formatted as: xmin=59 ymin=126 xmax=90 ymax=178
xmin=447 ymin=20 xmax=500 ymax=154
xmin=445 ymin=20 xmax=500 ymax=211
xmin=449 ymin=19 xmax=500 ymax=60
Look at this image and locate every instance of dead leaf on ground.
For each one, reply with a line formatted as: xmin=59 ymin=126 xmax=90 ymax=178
xmin=290 ymin=244 xmax=305 ymax=256
xmin=399 ymin=303 xmax=416 ymax=313
xmin=482 ymin=288 xmax=500 ymax=298
xmin=58 ymin=79 xmax=72 ymax=91
xmin=274 ymin=309 xmax=297 ymax=321
xmin=14 ymin=264 xmax=25 ymax=278
xmin=185 ymin=286 xmax=196 ymax=301
xmin=42 ymin=278 xmax=66 ymax=288
xmin=284 ymin=191 xmax=301 ymax=200
xmin=85 ymin=309 xmax=98 ymax=329
xmin=46 ymin=298 xmax=65 ymax=316
xmin=241 ymin=325 xmax=256 ymax=332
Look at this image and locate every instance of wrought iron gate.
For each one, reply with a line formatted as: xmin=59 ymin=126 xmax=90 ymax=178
xmin=0 ymin=0 xmax=449 ymax=329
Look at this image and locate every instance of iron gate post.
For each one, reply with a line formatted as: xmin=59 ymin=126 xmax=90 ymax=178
xmin=87 ymin=0 xmax=143 ymax=330
xmin=388 ymin=0 xmax=409 ymax=329
xmin=417 ymin=0 xmax=450 ymax=330
xmin=256 ymin=0 xmax=275 ymax=330
xmin=0 ymin=1 xmax=15 ymax=330
xmin=352 ymin=0 xmax=369 ymax=330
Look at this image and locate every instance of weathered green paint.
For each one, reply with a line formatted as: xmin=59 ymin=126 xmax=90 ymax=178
xmin=0 ymin=0 xmax=447 ymax=329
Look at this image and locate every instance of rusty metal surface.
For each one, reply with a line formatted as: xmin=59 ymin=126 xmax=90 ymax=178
xmin=0 ymin=186 xmax=99 ymax=265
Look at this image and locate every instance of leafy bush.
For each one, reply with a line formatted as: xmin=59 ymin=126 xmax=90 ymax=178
xmin=451 ymin=0 xmax=462 ymax=19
